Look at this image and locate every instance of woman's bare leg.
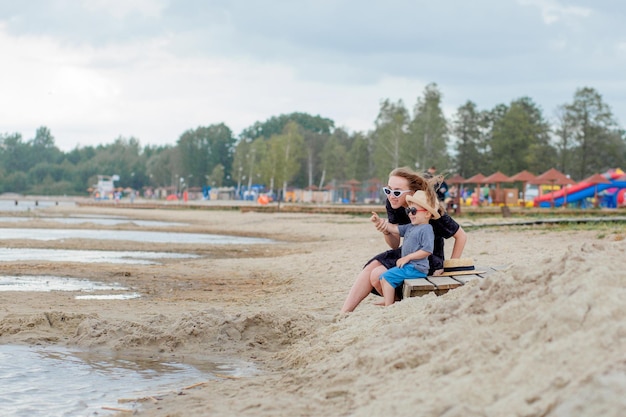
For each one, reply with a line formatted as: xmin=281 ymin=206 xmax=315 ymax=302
xmin=369 ymin=265 xmax=388 ymax=305
xmin=369 ymin=265 xmax=387 ymax=296
xmin=341 ymin=261 xmax=381 ymax=313
xmin=381 ymin=279 xmax=396 ymax=306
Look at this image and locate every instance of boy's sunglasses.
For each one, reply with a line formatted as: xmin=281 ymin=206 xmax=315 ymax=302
xmin=405 ymin=207 xmax=428 ymax=216
xmin=382 ymin=187 xmax=411 ymax=198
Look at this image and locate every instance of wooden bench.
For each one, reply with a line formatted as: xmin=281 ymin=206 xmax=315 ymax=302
xmin=402 ymin=265 xmax=502 ymax=298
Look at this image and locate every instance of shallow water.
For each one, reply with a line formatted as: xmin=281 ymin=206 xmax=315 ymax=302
xmin=0 ymin=275 xmax=129 ymax=292
xmin=0 ymin=228 xmax=274 ymax=244
xmin=0 ymin=199 xmax=75 ymax=212
xmin=0 ymin=344 xmax=255 ymax=417
xmin=0 ymin=275 xmax=141 ymax=300
xmin=74 ymin=293 xmax=141 ymax=300
xmin=0 ymin=216 xmax=187 ymax=227
xmin=0 ymin=248 xmax=199 ymax=264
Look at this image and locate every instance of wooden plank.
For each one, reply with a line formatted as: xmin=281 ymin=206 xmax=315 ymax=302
xmin=449 ymin=274 xmax=483 ymax=284
xmin=402 ymin=266 xmax=499 ymax=298
xmin=427 ymin=276 xmax=463 ymax=290
xmin=427 ymin=276 xmax=463 ymax=296
xmin=475 ymin=265 xmax=499 ymax=277
xmin=402 ymin=278 xmax=435 ymax=299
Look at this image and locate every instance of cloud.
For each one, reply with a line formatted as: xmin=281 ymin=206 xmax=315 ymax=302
xmin=79 ymin=0 xmax=167 ymax=19
xmin=518 ymin=0 xmax=591 ymax=24
xmin=1 ymin=1 xmax=625 ymax=150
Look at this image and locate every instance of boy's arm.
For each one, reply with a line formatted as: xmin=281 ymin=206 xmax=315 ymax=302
xmin=397 ymin=250 xmax=431 ymax=267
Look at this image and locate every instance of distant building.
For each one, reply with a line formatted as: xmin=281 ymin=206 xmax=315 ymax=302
xmin=92 ymin=175 xmax=119 ymax=200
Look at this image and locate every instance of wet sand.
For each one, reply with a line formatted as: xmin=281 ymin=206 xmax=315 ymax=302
xmin=0 ymin=204 xmax=625 ymax=416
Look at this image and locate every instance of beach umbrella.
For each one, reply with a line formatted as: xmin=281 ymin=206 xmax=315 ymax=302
xmin=341 ymin=179 xmax=361 ymax=203
xmin=509 ymin=170 xmax=536 ymax=182
xmin=447 ymin=174 xmax=466 ymax=184
xmin=464 ymin=173 xmax=487 ymax=205
xmin=464 ymin=173 xmax=486 ymax=184
xmin=582 ymin=173 xmax=611 ymax=207
xmin=366 ymin=178 xmax=383 ymax=200
xmin=483 ymin=171 xmax=512 ymax=204
xmin=509 ymin=170 xmax=537 ymax=203
xmin=531 ymin=168 xmax=576 ymax=207
xmin=531 ymin=168 xmax=574 ymax=185
xmin=483 ymin=171 xmax=512 ymax=183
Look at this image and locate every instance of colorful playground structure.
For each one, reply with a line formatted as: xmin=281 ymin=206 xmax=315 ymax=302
xmin=534 ymin=169 xmax=626 ymax=208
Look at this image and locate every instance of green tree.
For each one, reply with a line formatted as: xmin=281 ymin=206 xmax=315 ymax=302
xmin=66 ymin=145 xmax=96 ymax=166
xmin=146 ymin=146 xmax=178 ymax=190
xmin=371 ymin=99 xmax=410 ymax=180
xmin=246 ymin=139 xmax=267 ymax=191
xmin=561 ymin=87 xmax=625 ymax=179
xmin=85 ymin=137 xmax=148 ymax=192
xmin=319 ymin=128 xmax=348 ymax=188
xmin=231 ymin=139 xmax=251 ymax=193
xmin=345 ymin=131 xmax=372 ymax=183
xmin=260 ymin=121 xmax=304 ymax=197
xmin=231 ymin=137 xmax=268 ymax=195
xmin=488 ymin=97 xmax=554 ymax=175
xmin=451 ymin=101 xmax=488 ymax=178
xmin=208 ymin=164 xmax=225 ymax=187
xmin=552 ymin=105 xmax=577 ymax=174
xmin=240 ymin=112 xmax=334 ymax=141
xmin=0 ymin=133 xmax=28 ymax=174
xmin=30 ymin=126 xmax=63 ymax=165
xmin=301 ymin=129 xmax=330 ymax=189
xmin=408 ymin=83 xmax=450 ymax=173
xmin=2 ymin=171 xmax=28 ymax=193
xmin=239 ymin=113 xmax=334 ymax=189
xmin=176 ymin=123 xmax=235 ymax=187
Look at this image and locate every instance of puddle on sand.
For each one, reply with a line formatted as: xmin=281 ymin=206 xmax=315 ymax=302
xmin=0 ymin=228 xmax=274 ymax=244
xmin=0 ymin=248 xmax=199 ymax=265
xmin=0 ymin=216 xmax=187 ymax=227
xmin=74 ymin=293 xmax=141 ymax=300
xmin=0 ymin=275 xmax=141 ymax=300
xmin=0 ymin=344 xmax=256 ymax=417
xmin=0 ymin=275 xmax=129 ymax=292
xmin=0 ymin=199 xmax=75 ymax=212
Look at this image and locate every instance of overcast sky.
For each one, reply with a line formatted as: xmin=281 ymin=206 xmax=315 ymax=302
xmin=1 ymin=0 xmax=624 ymax=151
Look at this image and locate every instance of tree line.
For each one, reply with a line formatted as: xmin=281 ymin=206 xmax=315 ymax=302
xmin=1 ymin=84 xmax=624 ymax=197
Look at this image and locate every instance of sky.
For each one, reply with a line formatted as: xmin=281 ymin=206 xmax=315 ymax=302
xmin=1 ymin=0 xmax=625 ymax=151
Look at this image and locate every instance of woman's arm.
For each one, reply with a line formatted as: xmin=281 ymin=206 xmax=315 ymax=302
xmin=382 ymin=220 xmax=402 ymax=248
xmin=450 ymin=225 xmax=467 ymax=258
xmin=371 ymin=212 xmax=401 ymax=249
xmin=383 ymin=229 xmax=401 ymax=249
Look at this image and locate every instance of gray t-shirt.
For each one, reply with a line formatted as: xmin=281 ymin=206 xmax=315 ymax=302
xmin=398 ymin=223 xmax=435 ymax=274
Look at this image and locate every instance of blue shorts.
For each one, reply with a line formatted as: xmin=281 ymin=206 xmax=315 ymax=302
xmin=380 ymin=264 xmax=427 ymax=288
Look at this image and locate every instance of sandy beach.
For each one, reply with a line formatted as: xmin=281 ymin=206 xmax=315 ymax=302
xmin=0 ymin=203 xmax=625 ymax=416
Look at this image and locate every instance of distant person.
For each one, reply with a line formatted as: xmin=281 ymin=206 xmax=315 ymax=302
xmin=425 ymin=166 xmax=448 ymax=202
xmin=375 ymin=190 xmax=438 ymax=306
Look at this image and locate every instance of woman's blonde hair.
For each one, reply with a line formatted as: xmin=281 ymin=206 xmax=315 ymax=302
xmin=389 ymin=167 xmax=445 ymax=215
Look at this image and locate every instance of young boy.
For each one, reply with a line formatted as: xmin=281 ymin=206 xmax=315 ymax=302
xmin=378 ymin=190 xmax=440 ymax=306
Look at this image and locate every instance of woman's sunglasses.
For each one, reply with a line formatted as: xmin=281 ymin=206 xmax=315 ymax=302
xmin=405 ymin=207 xmax=428 ymax=216
xmin=382 ymin=187 xmax=411 ymax=198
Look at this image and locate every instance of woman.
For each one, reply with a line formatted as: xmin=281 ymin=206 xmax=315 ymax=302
xmin=340 ymin=167 xmax=467 ymax=313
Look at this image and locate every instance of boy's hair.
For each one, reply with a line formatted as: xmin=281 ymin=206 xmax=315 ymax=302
xmin=390 ymin=167 xmax=444 ymax=215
